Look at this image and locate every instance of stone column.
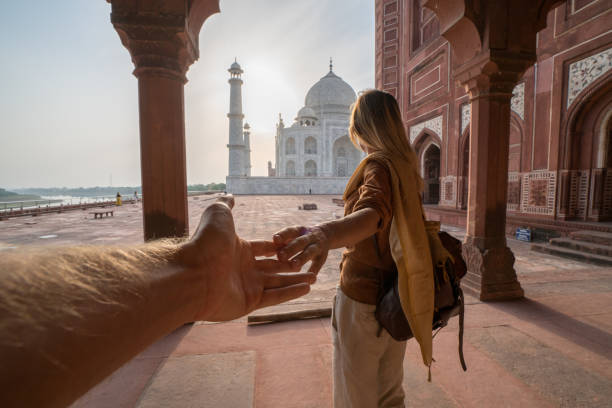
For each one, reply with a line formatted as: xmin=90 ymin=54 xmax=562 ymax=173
xmin=136 ymin=73 xmax=188 ymax=240
xmin=460 ymin=68 xmax=525 ymax=301
xmin=109 ymin=1 xmax=219 ymax=241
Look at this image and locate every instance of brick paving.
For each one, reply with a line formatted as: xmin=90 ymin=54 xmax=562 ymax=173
xmin=1 ymin=195 xmax=611 ymax=407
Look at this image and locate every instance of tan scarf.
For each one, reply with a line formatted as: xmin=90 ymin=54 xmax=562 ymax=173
xmin=343 ymin=152 xmax=434 ymax=369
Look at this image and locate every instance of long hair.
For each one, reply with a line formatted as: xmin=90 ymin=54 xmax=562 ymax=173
xmin=349 ymin=89 xmax=423 ymax=191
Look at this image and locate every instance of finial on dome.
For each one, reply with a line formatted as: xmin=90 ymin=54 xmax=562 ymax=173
xmin=329 ymin=57 xmax=333 ymax=72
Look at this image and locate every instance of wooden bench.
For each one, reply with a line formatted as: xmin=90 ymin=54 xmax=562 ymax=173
xmin=90 ymin=210 xmax=114 ymax=219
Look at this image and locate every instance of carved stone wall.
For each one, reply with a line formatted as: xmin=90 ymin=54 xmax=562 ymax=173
xmin=567 ymin=47 xmax=612 ymax=108
xmin=507 ymin=173 xmax=521 ymax=212
xmin=409 ymin=114 xmax=443 ymax=143
xmin=461 ymin=103 xmax=470 ymax=133
xmin=511 ymin=82 xmax=525 ymax=120
xmin=439 ymin=175 xmax=456 ymax=206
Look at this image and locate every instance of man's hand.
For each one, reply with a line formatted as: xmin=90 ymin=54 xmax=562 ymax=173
xmin=177 ymin=196 xmax=314 ymax=322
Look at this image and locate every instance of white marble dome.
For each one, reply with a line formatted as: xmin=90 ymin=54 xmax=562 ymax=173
xmin=297 ymin=106 xmax=317 ymax=119
xmin=305 ymin=71 xmax=356 ymax=111
xmin=229 ymin=61 xmax=242 ymax=72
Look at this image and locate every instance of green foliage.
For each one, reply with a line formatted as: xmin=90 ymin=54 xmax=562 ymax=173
xmin=187 ymin=183 xmax=226 ymax=192
xmin=0 ymin=188 xmax=18 ymax=197
xmin=0 ymin=188 xmax=41 ymax=202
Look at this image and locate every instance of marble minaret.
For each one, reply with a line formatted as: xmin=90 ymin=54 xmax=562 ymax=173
xmin=227 ymin=60 xmax=245 ymax=176
xmin=243 ymin=122 xmax=252 ymax=177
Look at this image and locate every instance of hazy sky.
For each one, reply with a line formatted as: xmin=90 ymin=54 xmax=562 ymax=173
xmin=0 ymin=1 xmax=374 ymax=189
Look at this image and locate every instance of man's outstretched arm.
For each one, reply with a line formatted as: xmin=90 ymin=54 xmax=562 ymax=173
xmin=0 ymin=197 xmax=313 ymax=408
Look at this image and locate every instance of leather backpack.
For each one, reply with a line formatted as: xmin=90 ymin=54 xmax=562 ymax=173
xmin=375 ymin=229 xmax=467 ymax=372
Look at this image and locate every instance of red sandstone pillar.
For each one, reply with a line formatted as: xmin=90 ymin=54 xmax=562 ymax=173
xmin=137 ymin=74 xmax=188 ymax=239
xmin=108 ymin=0 xmax=219 ymax=240
xmin=461 ymin=71 xmax=525 ymax=301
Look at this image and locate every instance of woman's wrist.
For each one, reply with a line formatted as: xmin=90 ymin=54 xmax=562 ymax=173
xmin=314 ymin=223 xmax=334 ymax=248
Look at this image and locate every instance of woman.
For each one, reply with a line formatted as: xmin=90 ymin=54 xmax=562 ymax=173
xmin=274 ymin=89 xmax=432 ymax=407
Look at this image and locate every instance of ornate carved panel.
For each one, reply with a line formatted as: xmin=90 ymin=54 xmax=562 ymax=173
xmin=461 ymin=103 xmax=470 ymax=133
xmin=507 ymin=173 xmax=521 ymax=212
xmin=439 ymin=175 xmax=456 ymax=206
xmin=521 ymin=171 xmax=557 ymax=215
xmin=567 ymin=47 xmax=612 ymax=108
xmin=511 ymin=82 xmax=525 ymax=120
xmin=409 ymin=51 xmax=448 ymax=104
xmin=409 ymin=114 xmax=443 ymax=143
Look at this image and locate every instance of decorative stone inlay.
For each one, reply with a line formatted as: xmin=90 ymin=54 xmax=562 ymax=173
xmin=521 ymin=171 xmax=556 ymax=215
xmin=567 ymin=47 xmax=612 ymax=108
xmin=528 ymin=179 xmax=548 ymax=207
xmin=511 ymin=83 xmax=525 ymax=120
xmin=410 ymin=114 xmax=443 ymax=143
xmin=507 ymin=173 xmax=521 ymax=212
xmin=461 ymin=103 xmax=470 ymax=133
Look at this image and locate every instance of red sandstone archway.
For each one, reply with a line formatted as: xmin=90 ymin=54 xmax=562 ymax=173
xmin=414 ymin=131 xmax=442 ymax=205
xmin=558 ymin=73 xmax=612 ymax=221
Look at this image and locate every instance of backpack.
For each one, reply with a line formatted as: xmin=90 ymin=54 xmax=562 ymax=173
xmin=375 ymin=229 xmax=467 ymax=372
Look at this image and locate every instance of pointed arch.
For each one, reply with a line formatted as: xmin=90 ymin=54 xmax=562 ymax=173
xmin=558 ymin=74 xmax=612 ymax=221
xmin=305 ymin=160 xmax=317 ymax=177
xmin=304 ymin=137 xmax=317 ymax=155
xmin=285 ymin=137 xmax=296 ymax=155
xmin=286 ymin=160 xmax=296 ymax=176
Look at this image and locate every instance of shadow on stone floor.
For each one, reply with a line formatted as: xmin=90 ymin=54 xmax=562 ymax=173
xmin=488 ymin=297 xmax=612 ymax=360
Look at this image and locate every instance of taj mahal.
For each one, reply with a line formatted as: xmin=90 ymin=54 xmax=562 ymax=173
xmin=225 ymin=59 xmax=364 ymax=194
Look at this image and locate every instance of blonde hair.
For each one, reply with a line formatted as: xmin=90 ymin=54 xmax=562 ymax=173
xmin=349 ymin=89 xmax=423 ymax=190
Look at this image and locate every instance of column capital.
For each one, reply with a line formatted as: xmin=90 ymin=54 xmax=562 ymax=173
xmin=455 ymin=51 xmax=535 ymax=99
xmin=109 ymin=0 xmax=220 ymax=83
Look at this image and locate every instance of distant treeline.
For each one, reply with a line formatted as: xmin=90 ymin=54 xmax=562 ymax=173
xmin=13 ymin=183 xmax=226 ymax=197
xmin=187 ymin=183 xmax=226 ymax=192
xmin=0 ymin=188 xmax=41 ymax=202
xmin=0 ymin=188 xmax=19 ymax=197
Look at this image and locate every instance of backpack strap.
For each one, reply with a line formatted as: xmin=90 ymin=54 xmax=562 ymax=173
xmin=458 ymin=287 xmax=467 ymax=371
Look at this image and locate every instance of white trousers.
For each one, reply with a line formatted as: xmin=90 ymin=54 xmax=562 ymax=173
xmin=332 ymin=288 xmax=407 ymax=408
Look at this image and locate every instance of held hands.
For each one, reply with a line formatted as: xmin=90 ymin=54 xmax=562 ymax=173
xmin=273 ymin=225 xmax=332 ymax=278
xmin=176 ymin=196 xmax=314 ymax=322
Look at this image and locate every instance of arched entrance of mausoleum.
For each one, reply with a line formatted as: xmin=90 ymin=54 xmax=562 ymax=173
xmin=559 ymin=75 xmax=612 ymax=221
xmin=333 ymin=135 xmax=360 ymax=177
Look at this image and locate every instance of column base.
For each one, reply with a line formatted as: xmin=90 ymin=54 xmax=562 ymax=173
xmin=462 ymin=243 xmax=524 ymax=301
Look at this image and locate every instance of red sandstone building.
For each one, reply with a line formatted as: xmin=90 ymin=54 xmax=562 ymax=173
xmin=375 ymin=0 xmax=612 ymax=237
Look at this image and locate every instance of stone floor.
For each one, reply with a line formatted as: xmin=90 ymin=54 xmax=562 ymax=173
xmin=1 ymin=195 xmax=611 ymax=407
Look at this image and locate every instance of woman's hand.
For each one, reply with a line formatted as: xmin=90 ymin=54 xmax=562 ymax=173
xmin=273 ymin=225 xmax=332 ymax=277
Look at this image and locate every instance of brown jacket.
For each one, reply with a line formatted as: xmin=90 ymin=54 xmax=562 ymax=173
xmin=340 ymin=160 xmax=395 ymax=305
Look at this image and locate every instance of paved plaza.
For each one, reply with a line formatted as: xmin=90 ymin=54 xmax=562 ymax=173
xmin=1 ymin=195 xmax=611 ymax=407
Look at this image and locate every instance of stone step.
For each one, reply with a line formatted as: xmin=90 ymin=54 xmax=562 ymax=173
xmin=569 ymin=230 xmax=612 ymax=246
xmin=531 ymin=243 xmax=612 ymax=266
xmin=549 ymin=237 xmax=612 ymax=257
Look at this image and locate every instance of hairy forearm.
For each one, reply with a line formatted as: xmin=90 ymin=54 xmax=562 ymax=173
xmin=0 ymin=243 xmax=202 ymax=408
xmin=318 ymin=208 xmax=380 ymax=249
